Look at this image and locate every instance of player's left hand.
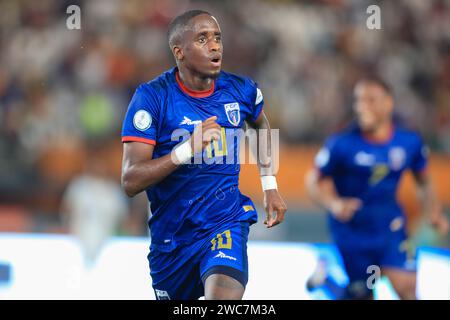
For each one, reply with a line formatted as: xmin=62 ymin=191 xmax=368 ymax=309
xmin=430 ymin=212 xmax=449 ymax=236
xmin=263 ymin=189 xmax=287 ymax=228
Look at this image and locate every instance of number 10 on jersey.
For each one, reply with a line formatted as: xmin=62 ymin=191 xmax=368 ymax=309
xmin=211 ymin=229 xmax=232 ymax=250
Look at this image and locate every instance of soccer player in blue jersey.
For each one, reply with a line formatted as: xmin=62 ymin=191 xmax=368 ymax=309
xmin=306 ymin=77 xmax=448 ymax=300
xmin=121 ymin=10 xmax=287 ymax=300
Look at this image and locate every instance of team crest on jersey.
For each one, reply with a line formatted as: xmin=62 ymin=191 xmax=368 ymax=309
xmin=354 ymin=151 xmax=375 ymax=166
xmin=224 ymin=102 xmax=240 ymax=126
xmin=388 ymin=147 xmax=406 ymax=170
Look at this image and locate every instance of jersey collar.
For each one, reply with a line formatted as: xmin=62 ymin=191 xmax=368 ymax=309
xmin=175 ymin=71 xmax=215 ymax=98
xmin=361 ymin=124 xmax=395 ymax=145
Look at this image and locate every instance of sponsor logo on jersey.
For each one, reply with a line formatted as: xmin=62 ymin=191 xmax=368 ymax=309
xmin=214 ymin=251 xmax=237 ymax=261
xmin=354 ymin=151 xmax=376 ymax=166
xmin=179 ymin=116 xmax=202 ymax=126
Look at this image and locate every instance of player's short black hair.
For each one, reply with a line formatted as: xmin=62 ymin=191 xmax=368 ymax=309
xmin=359 ymin=75 xmax=392 ymax=96
xmin=167 ymin=10 xmax=212 ymax=49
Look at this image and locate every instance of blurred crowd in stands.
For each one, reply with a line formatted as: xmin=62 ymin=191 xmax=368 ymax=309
xmin=0 ymin=0 xmax=449 ymax=238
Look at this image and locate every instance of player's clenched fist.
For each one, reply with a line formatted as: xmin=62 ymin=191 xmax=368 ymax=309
xmin=329 ymin=197 xmax=362 ymax=222
xmin=190 ymin=116 xmax=221 ymax=153
xmin=172 ymin=116 xmax=221 ymax=165
xmin=429 ymin=203 xmax=449 ymax=236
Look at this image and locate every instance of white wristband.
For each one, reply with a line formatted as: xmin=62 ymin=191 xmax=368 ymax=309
xmin=172 ymin=141 xmax=193 ymax=165
xmin=261 ymin=175 xmax=277 ymax=191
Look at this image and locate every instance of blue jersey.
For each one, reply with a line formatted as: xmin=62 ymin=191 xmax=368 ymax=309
xmin=121 ymin=67 xmax=263 ymax=252
xmin=315 ymin=125 xmax=428 ymax=248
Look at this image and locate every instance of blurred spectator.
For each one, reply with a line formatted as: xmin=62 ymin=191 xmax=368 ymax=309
xmin=60 ymin=152 xmax=128 ymax=266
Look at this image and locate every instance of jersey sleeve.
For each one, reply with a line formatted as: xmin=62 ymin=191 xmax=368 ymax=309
xmin=314 ymin=135 xmax=342 ymax=177
xmin=409 ymin=134 xmax=428 ymax=173
xmin=121 ymin=84 xmax=160 ymax=145
xmin=246 ymin=79 xmax=264 ymax=123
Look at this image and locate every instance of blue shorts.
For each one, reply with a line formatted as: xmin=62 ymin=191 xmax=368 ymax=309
xmin=336 ymin=227 xmax=416 ymax=299
xmin=149 ymin=222 xmax=250 ymax=300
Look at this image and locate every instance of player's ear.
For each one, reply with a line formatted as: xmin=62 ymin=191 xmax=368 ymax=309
xmin=386 ymin=94 xmax=394 ymax=113
xmin=173 ymin=46 xmax=184 ymax=61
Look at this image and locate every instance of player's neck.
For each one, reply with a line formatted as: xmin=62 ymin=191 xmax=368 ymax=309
xmin=362 ymin=122 xmax=394 ymax=144
xmin=176 ymin=69 xmax=214 ymax=92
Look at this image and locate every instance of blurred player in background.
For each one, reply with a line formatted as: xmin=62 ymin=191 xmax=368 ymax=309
xmin=305 ymin=77 xmax=449 ymax=299
xmin=121 ymin=10 xmax=286 ymax=300
xmin=61 ymin=152 xmax=128 ymax=267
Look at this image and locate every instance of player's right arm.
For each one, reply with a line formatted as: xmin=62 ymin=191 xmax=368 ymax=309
xmin=305 ymin=170 xmax=361 ymax=222
xmin=122 ymin=142 xmax=174 ymax=197
xmin=122 ymin=116 xmax=221 ymax=197
xmin=305 ymin=138 xmax=361 ymax=222
xmin=121 ymin=84 xmax=220 ymax=197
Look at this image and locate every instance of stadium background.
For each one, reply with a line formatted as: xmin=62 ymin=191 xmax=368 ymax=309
xmin=0 ymin=0 xmax=449 ymax=299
